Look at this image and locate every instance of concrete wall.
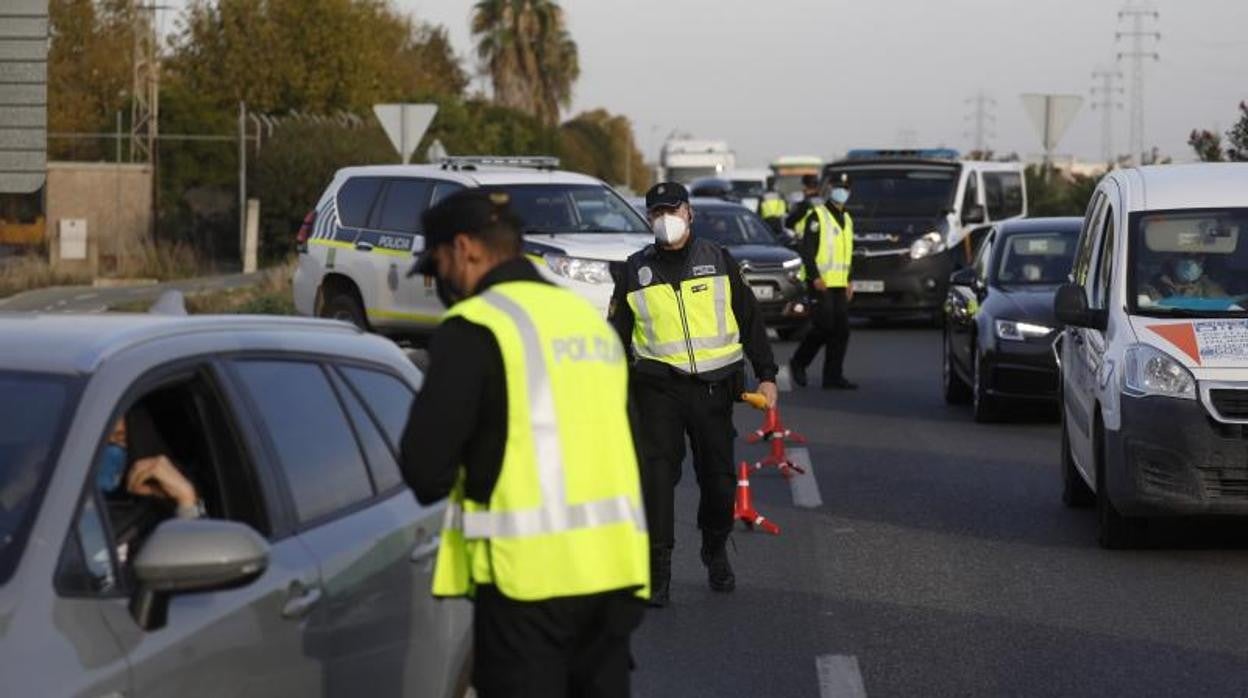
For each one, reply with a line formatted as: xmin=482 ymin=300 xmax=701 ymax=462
xmin=45 ymin=162 xmax=152 ymax=276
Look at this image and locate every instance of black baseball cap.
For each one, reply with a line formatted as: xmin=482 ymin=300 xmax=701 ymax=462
xmin=801 ymin=174 xmax=820 ymax=189
xmin=645 ymin=182 xmax=689 ymax=210
xmin=829 ymin=172 xmax=852 ymax=189
xmin=410 ymin=187 xmax=519 ymax=276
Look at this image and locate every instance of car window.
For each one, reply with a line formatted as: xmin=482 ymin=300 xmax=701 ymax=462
xmin=56 ymin=493 xmax=119 ymax=596
xmin=0 ymin=371 xmax=79 ymax=586
xmin=692 ymin=209 xmax=776 ymax=246
xmin=962 ymin=171 xmax=980 ymax=212
xmin=1129 ymin=208 xmax=1248 ymax=314
xmin=498 ymin=184 xmax=650 ymax=234
xmin=376 ymin=179 xmax=434 ymax=233
xmin=1091 ymin=208 xmax=1116 ymax=309
xmin=431 ymin=181 xmax=465 ymax=206
xmin=974 ymin=230 xmax=995 ymax=280
xmin=337 ymin=177 xmax=383 ymax=229
xmin=995 ymin=231 xmax=1078 ymax=285
xmin=1073 ymin=192 xmax=1106 ymax=286
xmin=233 ymin=361 xmax=374 ymax=524
xmin=984 ymin=172 xmax=1024 ymax=220
xmin=339 ymin=366 xmax=415 ymax=452
xmin=330 ymin=370 xmax=403 ymax=493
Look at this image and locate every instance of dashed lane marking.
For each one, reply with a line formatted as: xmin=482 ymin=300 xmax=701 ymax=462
xmin=786 ymin=447 xmax=823 ymax=509
xmin=816 ymin=654 xmax=867 ymax=698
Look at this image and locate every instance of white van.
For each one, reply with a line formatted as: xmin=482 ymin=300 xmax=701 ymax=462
xmin=1056 ymin=163 xmax=1248 ymax=548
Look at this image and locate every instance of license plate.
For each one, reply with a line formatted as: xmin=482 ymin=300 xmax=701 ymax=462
xmin=751 ymin=285 xmax=775 ymax=300
xmin=852 ymin=280 xmax=884 ymax=293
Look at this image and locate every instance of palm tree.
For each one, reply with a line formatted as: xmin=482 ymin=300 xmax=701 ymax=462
xmin=471 ymin=0 xmax=580 ymax=126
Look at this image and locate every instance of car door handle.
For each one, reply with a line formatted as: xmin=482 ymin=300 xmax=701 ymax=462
xmin=410 ymin=535 xmax=441 ymax=563
xmin=355 ymin=241 xmax=374 ymax=252
xmin=281 ymin=584 xmax=322 ymax=620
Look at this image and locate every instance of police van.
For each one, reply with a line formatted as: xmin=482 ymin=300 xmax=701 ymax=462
xmin=1056 ymin=163 xmax=1248 ymax=548
xmin=293 ymin=157 xmax=652 ymax=338
xmin=823 ymin=149 xmax=1027 ymax=322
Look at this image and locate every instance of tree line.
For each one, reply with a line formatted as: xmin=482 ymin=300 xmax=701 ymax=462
xmin=48 ymin=0 xmax=649 ymax=263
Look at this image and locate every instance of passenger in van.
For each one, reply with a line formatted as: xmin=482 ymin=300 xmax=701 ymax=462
xmin=1140 ymin=254 xmax=1227 ymax=302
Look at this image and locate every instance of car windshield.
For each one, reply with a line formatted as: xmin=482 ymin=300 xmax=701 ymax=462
xmin=692 ymin=207 xmax=777 ymax=246
xmin=832 ymin=168 xmax=958 ymax=219
xmin=1131 ymin=208 xmax=1248 ymax=316
xmin=994 ymin=230 xmax=1078 ymax=285
xmin=0 ymin=371 xmax=80 ymax=585
xmin=730 ymin=180 xmax=765 ymax=197
xmin=497 ymin=184 xmax=650 ymax=234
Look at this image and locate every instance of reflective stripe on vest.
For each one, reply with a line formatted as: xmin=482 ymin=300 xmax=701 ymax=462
xmin=432 ymin=282 xmax=649 ymax=601
xmin=627 ymin=271 xmax=743 ymax=374
xmin=797 ymin=207 xmax=854 ymax=287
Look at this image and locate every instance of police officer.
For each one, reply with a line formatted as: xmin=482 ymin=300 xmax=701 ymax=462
xmin=758 ymin=177 xmax=789 ymax=239
xmin=783 ymin=173 xmax=825 ymax=242
xmin=789 ymin=173 xmax=857 ymax=390
xmin=400 ymin=189 xmax=649 ymax=697
xmin=608 ymin=182 xmax=779 ymax=608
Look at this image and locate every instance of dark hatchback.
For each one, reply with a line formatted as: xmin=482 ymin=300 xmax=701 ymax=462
xmin=943 ymin=217 xmax=1082 ymax=421
xmin=689 ymin=198 xmax=808 ymax=337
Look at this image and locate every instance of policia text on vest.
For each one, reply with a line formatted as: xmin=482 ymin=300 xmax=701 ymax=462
xmin=609 ymin=184 xmax=778 ymax=608
xmin=400 ymin=188 xmax=648 ymax=697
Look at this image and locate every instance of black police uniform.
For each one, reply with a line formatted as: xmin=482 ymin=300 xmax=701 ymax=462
xmin=790 ymin=201 xmax=854 ymax=388
xmin=607 ymin=183 xmax=778 ymax=605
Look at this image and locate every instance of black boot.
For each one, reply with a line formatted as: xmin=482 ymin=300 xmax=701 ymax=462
xmin=700 ymin=533 xmax=735 ymax=593
xmin=789 ymin=361 xmax=808 ymax=388
xmin=648 ymin=548 xmax=671 ymax=608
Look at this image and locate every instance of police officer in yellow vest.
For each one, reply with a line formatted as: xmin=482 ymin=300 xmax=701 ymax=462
xmin=789 ymin=173 xmax=858 ymax=390
xmin=400 ymin=189 xmax=649 ymax=697
xmin=608 ymin=182 xmax=779 ymax=608
xmin=783 ymin=173 xmax=825 ymax=241
xmin=758 ymin=177 xmax=789 ymax=239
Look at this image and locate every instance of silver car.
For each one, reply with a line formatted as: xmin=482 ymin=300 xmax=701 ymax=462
xmin=0 ymin=313 xmax=471 ymax=697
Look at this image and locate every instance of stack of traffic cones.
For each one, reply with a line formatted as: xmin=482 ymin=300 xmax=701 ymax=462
xmin=733 ymin=462 xmax=780 ymax=535
xmin=746 ymin=406 xmax=806 ymax=477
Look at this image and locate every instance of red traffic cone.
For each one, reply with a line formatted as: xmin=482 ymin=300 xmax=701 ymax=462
xmin=746 ymin=406 xmax=807 ymax=445
xmin=755 ymin=436 xmax=806 ymax=477
xmin=733 ymin=462 xmax=780 ymax=535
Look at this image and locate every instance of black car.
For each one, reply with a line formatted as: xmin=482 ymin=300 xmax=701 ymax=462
xmin=943 ymin=217 xmax=1082 ymax=421
xmin=689 ymin=198 xmax=808 ymax=337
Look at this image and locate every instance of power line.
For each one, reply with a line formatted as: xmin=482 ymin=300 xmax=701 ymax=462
xmin=1090 ymin=67 xmax=1125 ymax=164
xmin=963 ymin=91 xmax=997 ymax=155
xmin=1116 ymin=1 xmax=1160 ymax=165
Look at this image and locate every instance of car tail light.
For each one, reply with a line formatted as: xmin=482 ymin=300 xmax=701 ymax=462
xmin=296 ymin=210 xmax=315 ymax=252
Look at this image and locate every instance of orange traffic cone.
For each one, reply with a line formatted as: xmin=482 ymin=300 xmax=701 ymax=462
xmin=733 ymin=462 xmax=780 ymax=535
xmin=747 ymin=406 xmax=806 ymax=477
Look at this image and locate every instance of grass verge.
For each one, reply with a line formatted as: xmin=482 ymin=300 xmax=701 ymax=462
xmin=110 ymin=261 xmax=296 ymax=315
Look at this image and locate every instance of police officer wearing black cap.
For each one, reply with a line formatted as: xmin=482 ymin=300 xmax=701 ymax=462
xmin=399 ymin=188 xmax=650 ymax=697
xmin=608 ymin=182 xmax=779 ymax=608
xmin=782 ymin=173 xmax=826 ymax=242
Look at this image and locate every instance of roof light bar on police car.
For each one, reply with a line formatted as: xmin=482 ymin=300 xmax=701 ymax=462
xmin=439 ymin=156 xmax=561 ymax=171
xmin=844 ymin=148 xmax=961 ymax=161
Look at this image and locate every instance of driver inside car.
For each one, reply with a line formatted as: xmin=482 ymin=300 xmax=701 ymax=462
xmin=1141 ymin=254 xmax=1228 ymax=302
xmin=97 ymin=409 xmax=204 ymax=562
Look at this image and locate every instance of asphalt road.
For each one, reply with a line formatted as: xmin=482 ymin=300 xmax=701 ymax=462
xmin=631 ymin=325 xmax=1248 ymax=698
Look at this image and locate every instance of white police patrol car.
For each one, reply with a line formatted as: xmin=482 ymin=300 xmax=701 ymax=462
xmin=293 ymin=157 xmax=652 ymax=338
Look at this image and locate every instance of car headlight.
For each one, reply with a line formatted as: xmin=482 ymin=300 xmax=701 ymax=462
xmin=995 ymin=319 xmax=1054 ymax=341
xmin=543 ymin=254 xmax=613 ymax=285
xmin=782 ymin=257 xmax=802 ymax=270
xmin=1122 ymin=343 xmax=1196 ymax=400
xmin=909 ymin=232 xmax=946 ymax=260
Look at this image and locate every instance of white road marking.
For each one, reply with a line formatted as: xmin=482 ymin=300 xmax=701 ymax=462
xmin=776 ymin=364 xmax=793 ymax=392
xmin=816 ymin=654 xmax=867 ymax=698
xmin=786 ymin=447 xmax=823 ymax=508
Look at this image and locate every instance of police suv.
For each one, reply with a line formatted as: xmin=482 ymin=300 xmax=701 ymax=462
xmin=823 ymin=149 xmax=1027 ymax=322
xmin=293 ymin=157 xmax=652 ymax=337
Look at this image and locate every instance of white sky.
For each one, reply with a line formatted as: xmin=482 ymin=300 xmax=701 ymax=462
xmin=164 ymin=0 xmax=1248 ymax=166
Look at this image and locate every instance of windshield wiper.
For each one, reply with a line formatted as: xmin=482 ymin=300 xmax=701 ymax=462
xmin=1135 ymin=306 xmax=1248 ymax=318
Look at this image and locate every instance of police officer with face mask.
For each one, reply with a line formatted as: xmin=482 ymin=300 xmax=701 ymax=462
xmin=789 ymin=173 xmax=857 ymax=390
xmin=608 ymin=182 xmax=779 ymax=608
xmin=399 ymin=188 xmax=650 ymax=697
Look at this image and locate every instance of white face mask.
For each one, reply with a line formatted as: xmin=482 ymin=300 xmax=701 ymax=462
xmin=652 ymin=214 xmax=689 ymax=246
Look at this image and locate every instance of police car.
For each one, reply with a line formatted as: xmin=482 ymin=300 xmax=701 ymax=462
xmin=293 ymin=157 xmax=652 ymax=338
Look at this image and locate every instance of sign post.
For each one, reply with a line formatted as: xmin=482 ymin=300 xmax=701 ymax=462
xmin=1020 ymin=93 xmax=1083 ymax=177
xmin=0 ymin=0 xmax=48 ymax=193
xmin=372 ymin=104 xmax=438 ymax=164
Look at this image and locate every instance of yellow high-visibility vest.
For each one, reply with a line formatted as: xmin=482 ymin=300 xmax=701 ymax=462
xmin=432 ymin=281 xmax=649 ymax=601
xmin=795 ymin=206 xmax=854 ymax=288
xmin=759 ymin=193 xmax=787 ymax=219
xmin=623 ymin=238 xmax=744 ymax=375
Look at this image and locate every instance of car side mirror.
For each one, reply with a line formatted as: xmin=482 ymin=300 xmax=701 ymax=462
xmin=130 ymin=519 xmax=269 ymax=631
xmin=1054 ymin=283 xmax=1107 ymax=331
xmin=962 ymin=204 xmax=986 ymax=225
xmin=949 ymin=267 xmax=978 ymax=288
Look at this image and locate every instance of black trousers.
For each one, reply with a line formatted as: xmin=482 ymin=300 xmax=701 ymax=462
xmin=473 ymin=585 xmax=645 ymax=698
xmin=791 ymin=287 xmax=851 ymax=384
xmin=631 ymin=372 xmax=737 ymax=552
